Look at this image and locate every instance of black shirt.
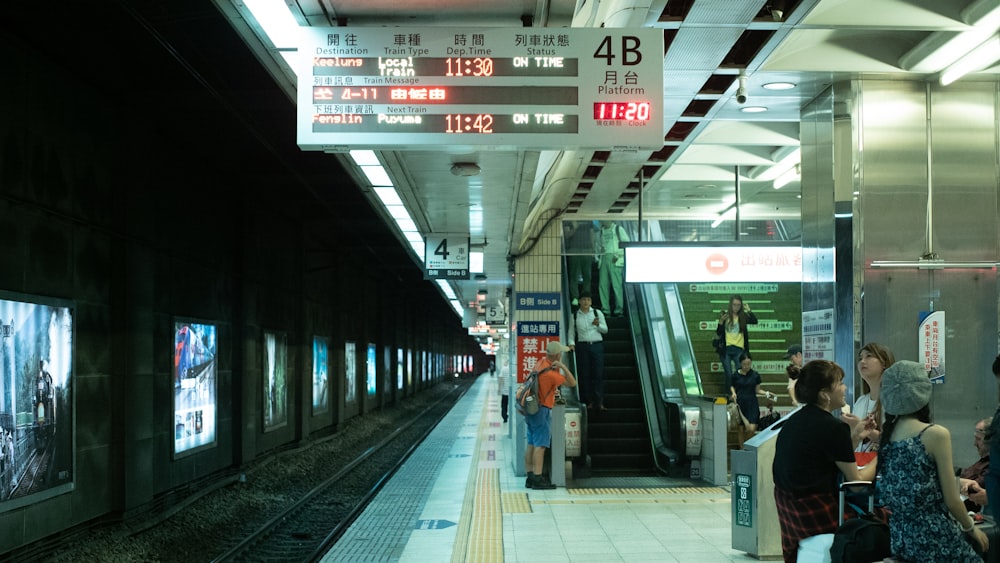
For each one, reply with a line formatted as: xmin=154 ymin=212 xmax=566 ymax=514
xmin=773 ymin=404 xmax=855 ymax=495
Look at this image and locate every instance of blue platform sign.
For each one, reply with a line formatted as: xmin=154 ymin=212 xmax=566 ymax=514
xmin=516 ymin=292 xmax=561 ymax=310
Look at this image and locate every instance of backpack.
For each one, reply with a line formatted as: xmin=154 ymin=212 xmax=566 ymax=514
xmin=829 ymin=513 xmax=890 ymax=563
xmin=515 ymin=367 xmax=554 ymax=416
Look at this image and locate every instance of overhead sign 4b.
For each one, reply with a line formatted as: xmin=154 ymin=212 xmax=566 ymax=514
xmin=424 ymin=234 xmax=469 ymax=280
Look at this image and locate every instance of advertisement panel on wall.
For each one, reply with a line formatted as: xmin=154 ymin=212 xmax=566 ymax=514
xmin=174 ymin=320 xmax=217 ymax=457
xmin=312 ymin=336 xmax=329 ymax=415
xmin=263 ymin=331 xmax=288 ymax=431
xmin=919 ymin=311 xmax=946 ymax=383
xmin=0 ymin=293 xmax=74 ymax=509
xmin=366 ymin=344 xmax=377 ymax=396
xmin=345 ymin=342 xmax=357 ymax=403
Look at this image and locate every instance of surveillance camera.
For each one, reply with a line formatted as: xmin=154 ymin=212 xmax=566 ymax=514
xmin=736 ymin=73 xmax=748 ymax=104
xmin=772 ymin=9 xmax=783 ymax=22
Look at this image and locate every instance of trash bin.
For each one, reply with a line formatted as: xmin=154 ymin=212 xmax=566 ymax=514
xmin=731 ymin=424 xmax=783 ymax=559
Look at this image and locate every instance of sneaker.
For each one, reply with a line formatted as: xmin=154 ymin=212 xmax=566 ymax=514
xmin=525 ymin=472 xmax=534 ymax=488
xmin=532 ymin=476 xmax=557 ymax=490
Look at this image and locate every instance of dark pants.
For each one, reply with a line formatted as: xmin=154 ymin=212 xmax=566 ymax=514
xmin=501 ymin=394 xmax=509 ymax=422
xmin=721 ymin=345 xmax=744 ymax=389
xmin=567 ymin=255 xmax=593 ymax=300
xmin=575 ymin=341 xmax=605 ymax=407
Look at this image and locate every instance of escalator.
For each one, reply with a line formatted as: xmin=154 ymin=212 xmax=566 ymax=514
xmin=583 ymin=314 xmax=655 ymax=474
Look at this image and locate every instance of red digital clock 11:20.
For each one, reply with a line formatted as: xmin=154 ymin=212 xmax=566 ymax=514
xmin=593 ymin=101 xmax=651 ymax=121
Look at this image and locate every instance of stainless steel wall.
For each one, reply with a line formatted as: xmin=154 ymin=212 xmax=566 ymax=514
xmin=851 ymin=80 xmax=1000 ymax=462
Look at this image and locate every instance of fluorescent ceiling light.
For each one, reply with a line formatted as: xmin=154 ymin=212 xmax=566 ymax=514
xmin=762 ymin=82 xmax=796 ymax=90
xmin=899 ymin=0 xmax=1000 ymax=72
xmin=374 ymin=187 xmax=403 ymax=206
xmin=740 ymin=106 xmax=768 ymax=113
xmin=350 ymin=150 xmax=380 ymax=166
xmin=360 ymin=165 xmax=392 ymax=186
xmin=384 ymin=205 xmax=413 ymax=221
xmin=940 ymin=34 xmax=1000 ymax=85
xmin=395 ymin=217 xmax=417 ymax=232
xmin=773 ymin=164 xmax=800 ymax=189
xmin=242 ymin=0 xmax=300 ymax=49
xmin=408 ymin=239 xmax=424 ymax=256
xmin=711 ymin=204 xmax=736 ymax=229
xmin=436 ymin=279 xmax=457 ymax=299
xmin=470 ymin=251 xmax=484 ymax=273
xmin=404 ymin=231 xmax=423 ymax=244
xmin=450 ymin=300 xmax=464 ymax=316
xmin=750 ymin=147 xmax=800 ymax=181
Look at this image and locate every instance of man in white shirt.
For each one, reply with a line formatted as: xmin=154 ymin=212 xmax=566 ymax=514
xmin=567 ymin=291 xmax=608 ymax=410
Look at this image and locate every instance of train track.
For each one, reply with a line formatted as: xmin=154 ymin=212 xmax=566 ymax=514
xmin=210 ymin=384 xmax=467 ymax=562
xmin=2 ymin=379 xmax=473 ymax=562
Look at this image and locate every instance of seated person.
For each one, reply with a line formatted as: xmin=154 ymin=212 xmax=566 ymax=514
xmin=772 ymin=361 xmax=877 ymax=563
xmin=959 ymin=417 xmax=991 ymax=512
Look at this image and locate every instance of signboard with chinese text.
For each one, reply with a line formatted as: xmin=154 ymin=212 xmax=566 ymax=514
xmin=297 ymin=27 xmax=664 ymax=150
xmin=515 ymin=321 xmax=559 ymax=383
xmin=515 ymin=292 xmax=561 ymax=310
xmin=802 ymin=309 xmax=835 ymax=362
xmin=919 ymin=310 xmax=945 ymax=383
xmin=625 ymin=245 xmax=803 ymax=283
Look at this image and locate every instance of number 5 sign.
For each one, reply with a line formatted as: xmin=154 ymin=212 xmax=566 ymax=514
xmin=424 ymin=234 xmax=470 ymax=280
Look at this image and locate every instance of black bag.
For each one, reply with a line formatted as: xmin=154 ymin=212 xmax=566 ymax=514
xmin=830 ymin=514 xmax=890 ymax=562
xmin=758 ymin=408 xmax=780 ymax=430
xmin=830 ymin=481 xmax=891 ymax=563
xmin=711 ymin=335 xmax=725 ymax=356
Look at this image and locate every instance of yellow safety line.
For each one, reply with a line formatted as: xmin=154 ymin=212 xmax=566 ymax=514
xmin=451 ymin=391 xmax=505 ymax=563
xmin=567 ymin=486 xmax=728 ymax=495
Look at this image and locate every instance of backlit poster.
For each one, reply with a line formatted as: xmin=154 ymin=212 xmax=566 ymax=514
xmin=396 ymin=348 xmax=404 ymax=390
xmin=366 ymin=343 xmax=377 ymax=396
xmin=345 ymin=341 xmax=357 ymax=403
xmin=174 ymin=320 xmax=217 ymax=456
xmin=312 ymin=336 xmax=329 ymax=414
xmin=263 ymin=331 xmax=287 ymax=431
xmin=0 ymin=293 xmax=74 ymax=509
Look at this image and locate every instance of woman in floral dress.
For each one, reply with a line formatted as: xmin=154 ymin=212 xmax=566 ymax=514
xmin=877 ymin=361 xmax=988 ymax=561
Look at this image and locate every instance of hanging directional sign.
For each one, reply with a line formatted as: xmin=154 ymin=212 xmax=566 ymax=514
xmin=424 ymin=233 xmax=470 ymax=280
xmin=297 ymin=27 xmax=665 ymax=150
xmin=485 ymin=305 xmax=506 ymax=325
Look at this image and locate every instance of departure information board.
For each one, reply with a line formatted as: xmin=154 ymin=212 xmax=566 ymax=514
xmin=296 ymin=27 xmax=664 ymax=150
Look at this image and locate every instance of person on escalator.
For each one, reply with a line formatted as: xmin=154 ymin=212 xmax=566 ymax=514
xmin=567 ymin=291 xmax=607 ymax=411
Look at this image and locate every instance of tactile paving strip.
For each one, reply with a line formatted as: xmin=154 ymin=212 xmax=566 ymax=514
xmin=567 ymin=486 xmax=728 ymax=495
xmin=501 ymin=492 xmax=532 ymax=513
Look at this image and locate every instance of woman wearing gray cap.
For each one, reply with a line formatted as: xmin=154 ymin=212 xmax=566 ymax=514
xmin=876 ymin=360 xmax=988 ymax=561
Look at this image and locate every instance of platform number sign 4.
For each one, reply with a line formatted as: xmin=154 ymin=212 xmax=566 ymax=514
xmin=424 ymin=234 xmax=470 ymax=280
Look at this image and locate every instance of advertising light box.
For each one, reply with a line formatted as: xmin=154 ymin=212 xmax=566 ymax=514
xmin=263 ymin=331 xmax=288 ymax=431
xmin=297 ymin=27 xmax=664 ymax=150
xmin=174 ymin=320 xmax=217 ymax=457
xmin=0 ymin=293 xmax=74 ymax=510
xmin=312 ymin=336 xmax=329 ymax=415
